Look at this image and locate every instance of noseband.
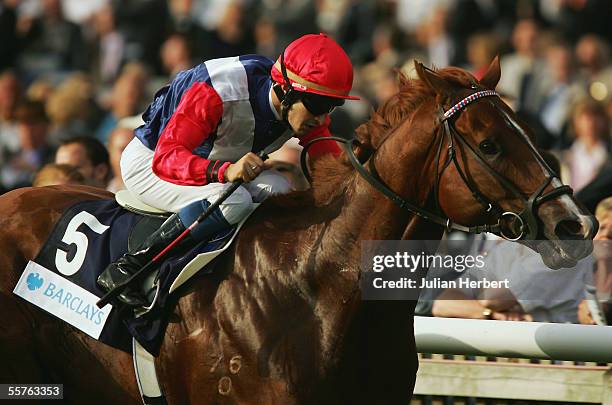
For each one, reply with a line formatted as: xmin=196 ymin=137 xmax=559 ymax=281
xmin=301 ymin=89 xmax=573 ymax=240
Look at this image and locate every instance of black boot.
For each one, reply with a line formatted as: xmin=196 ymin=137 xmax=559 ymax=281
xmin=97 ymin=214 xmax=188 ymax=307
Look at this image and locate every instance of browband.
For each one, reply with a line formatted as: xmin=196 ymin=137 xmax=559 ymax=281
xmin=442 ymin=90 xmax=498 ymax=120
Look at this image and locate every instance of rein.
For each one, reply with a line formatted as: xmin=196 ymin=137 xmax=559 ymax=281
xmin=300 ymin=90 xmax=573 ymax=241
xmin=301 ymin=136 xmax=499 ymax=235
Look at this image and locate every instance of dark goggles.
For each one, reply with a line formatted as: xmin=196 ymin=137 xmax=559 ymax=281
xmin=301 ymin=93 xmax=344 ymax=116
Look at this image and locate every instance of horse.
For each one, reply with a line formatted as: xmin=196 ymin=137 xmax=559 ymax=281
xmin=0 ymin=58 xmax=597 ymax=404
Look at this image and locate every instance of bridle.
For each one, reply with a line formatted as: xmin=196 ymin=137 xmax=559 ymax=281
xmin=433 ymin=88 xmax=573 ymax=240
xmin=301 ymin=88 xmax=574 ymax=241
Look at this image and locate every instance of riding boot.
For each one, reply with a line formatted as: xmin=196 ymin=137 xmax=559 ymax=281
xmin=97 ymin=213 xmax=188 ymax=307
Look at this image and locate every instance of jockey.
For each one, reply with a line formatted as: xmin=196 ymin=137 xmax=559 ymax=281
xmin=97 ymin=33 xmax=360 ymax=306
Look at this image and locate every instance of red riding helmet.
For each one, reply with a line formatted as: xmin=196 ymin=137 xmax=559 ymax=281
xmin=271 ymin=33 xmax=360 ymax=101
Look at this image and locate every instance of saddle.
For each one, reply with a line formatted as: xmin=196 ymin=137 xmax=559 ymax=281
xmin=15 ymin=190 xmax=256 ymax=356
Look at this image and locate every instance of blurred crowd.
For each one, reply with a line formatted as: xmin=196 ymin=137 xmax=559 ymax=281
xmin=0 ymin=0 xmax=611 ymax=323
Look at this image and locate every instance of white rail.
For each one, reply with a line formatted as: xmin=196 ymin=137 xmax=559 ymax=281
xmin=414 ymin=316 xmax=612 ymax=362
xmin=413 ymin=317 xmax=612 ymax=403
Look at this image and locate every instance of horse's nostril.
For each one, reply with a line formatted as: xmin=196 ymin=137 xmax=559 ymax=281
xmin=554 ymin=219 xmax=584 ymax=240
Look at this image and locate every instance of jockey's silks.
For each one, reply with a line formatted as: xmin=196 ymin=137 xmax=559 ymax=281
xmin=134 ymin=55 xmax=340 ymax=187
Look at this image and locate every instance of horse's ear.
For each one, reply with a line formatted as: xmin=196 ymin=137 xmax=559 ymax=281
xmin=479 ymin=56 xmax=501 ymax=90
xmin=397 ymin=69 xmax=410 ymax=90
xmin=414 ymin=60 xmax=448 ymax=94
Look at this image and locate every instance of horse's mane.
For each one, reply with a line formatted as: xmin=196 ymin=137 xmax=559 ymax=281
xmin=266 ymin=66 xmax=478 ymax=212
xmin=305 ymin=66 xmax=477 ymax=206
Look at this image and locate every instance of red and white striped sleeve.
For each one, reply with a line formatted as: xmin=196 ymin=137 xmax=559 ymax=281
xmin=152 ymin=82 xmax=231 ymax=185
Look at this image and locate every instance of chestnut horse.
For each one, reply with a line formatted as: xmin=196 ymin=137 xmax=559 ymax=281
xmin=0 ymin=59 xmax=596 ymax=404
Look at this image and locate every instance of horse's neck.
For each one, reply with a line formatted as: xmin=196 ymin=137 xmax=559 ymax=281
xmin=299 ymin=128 xmax=445 ymax=364
xmin=338 ymin=116 xmax=444 ymax=243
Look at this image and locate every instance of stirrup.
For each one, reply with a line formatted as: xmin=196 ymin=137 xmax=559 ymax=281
xmin=97 ymin=267 xmax=148 ymax=307
xmin=119 ymin=290 xmax=149 ymax=308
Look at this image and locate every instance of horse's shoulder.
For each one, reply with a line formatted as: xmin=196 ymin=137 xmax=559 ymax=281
xmin=0 ymin=186 xmax=113 ymax=228
xmin=39 ymin=184 xmax=114 ymax=200
xmin=4 ymin=184 xmax=111 ymax=204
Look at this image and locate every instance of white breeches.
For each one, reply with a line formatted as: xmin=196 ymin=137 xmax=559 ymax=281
xmin=120 ymin=138 xmax=291 ymax=224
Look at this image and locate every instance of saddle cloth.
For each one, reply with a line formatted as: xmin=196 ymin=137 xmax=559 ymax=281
xmin=23 ymin=199 xmax=237 ymax=355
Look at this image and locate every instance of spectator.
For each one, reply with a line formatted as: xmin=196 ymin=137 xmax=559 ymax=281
xmin=576 ymin=35 xmax=611 ymax=80
xmin=95 ymin=63 xmax=147 ymax=143
xmin=106 ymin=126 xmax=134 ymax=193
xmin=0 ymin=70 xmax=22 ymax=165
xmin=16 ymin=0 xmax=89 ymax=79
xmin=541 ymin=0 xmax=612 ymax=44
xmin=260 ymin=0 xmax=318 ymax=51
xmin=421 ymin=234 xmax=534 ymax=321
xmin=466 ymin=32 xmax=501 ymax=80
xmin=32 ymin=162 xmax=86 ymax=187
xmin=327 ymin=0 xmax=376 ymax=66
xmin=446 ymin=0 xmax=501 ymax=66
xmin=54 ymin=136 xmax=110 ymax=188
xmin=1 ymin=99 xmax=54 ymax=190
xmin=395 ymin=0 xmax=452 ymax=37
xmin=26 ymin=78 xmax=54 ymax=103
xmin=206 ymin=1 xmax=254 ymax=59
xmin=45 ymin=73 xmax=100 ymax=146
xmin=189 ymin=0 xmax=234 ymax=33
xmin=111 ymin=0 xmax=168 ymax=74
xmin=414 ymin=4 xmax=454 ymax=68
xmin=91 ymin=4 xmax=126 ymax=85
xmin=425 ymin=234 xmax=591 ymax=323
xmin=0 ymin=0 xmax=19 ymax=70
xmin=370 ymin=25 xmax=403 ymax=71
xmin=61 ymin=0 xmax=108 ymax=25
xmin=165 ymin=0 xmax=212 ymax=61
xmin=498 ymin=19 xmax=543 ymax=103
xmin=575 ymin=157 xmax=612 ymax=213
xmin=578 ymin=196 xmax=612 ymax=325
xmin=575 ymin=34 xmax=612 ymax=104
xmin=593 ymin=197 xmax=612 ymax=291
xmin=253 ymin=17 xmax=279 ymax=59
xmin=357 ymin=27 xmax=404 ymax=110
xmin=562 ymin=99 xmax=610 ymax=191
xmin=166 ymin=0 xmax=201 ymax=32
xmin=521 ymin=40 xmax=587 ymax=148
xmin=160 ymin=33 xmax=193 ymax=79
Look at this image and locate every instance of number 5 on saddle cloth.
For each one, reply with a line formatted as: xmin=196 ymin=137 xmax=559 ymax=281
xmin=14 ymin=193 xmax=256 ymax=355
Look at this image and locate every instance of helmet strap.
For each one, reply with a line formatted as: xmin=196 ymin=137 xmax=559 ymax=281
xmin=274 ymin=51 xmax=301 ymax=122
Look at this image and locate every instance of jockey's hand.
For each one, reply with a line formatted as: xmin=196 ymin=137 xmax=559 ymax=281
xmin=577 ymin=299 xmax=597 ymax=325
xmin=492 ymin=311 xmax=533 ymax=322
xmin=225 ymin=152 xmax=269 ymax=183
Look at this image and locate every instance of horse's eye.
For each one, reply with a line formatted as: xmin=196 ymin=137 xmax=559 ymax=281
xmin=479 ymin=140 xmax=498 ymax=155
